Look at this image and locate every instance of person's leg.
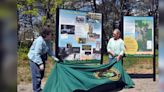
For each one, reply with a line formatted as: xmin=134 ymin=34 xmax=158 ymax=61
xmin=30 ymin=61 xmax=42 ymax=92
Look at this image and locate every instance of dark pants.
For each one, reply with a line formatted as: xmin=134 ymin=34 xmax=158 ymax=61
xmin=30 ymin=54 xmax=47 ymax=92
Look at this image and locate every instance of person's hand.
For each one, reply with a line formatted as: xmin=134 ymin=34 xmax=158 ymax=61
xmin=52 ymin=56 xmax=59 ymax=62
xmin=116 ymin=55 xmax=121 ymax=61
xmin=39 ymin=64 xmax=44 ymax=71
xmin=116 ymin=56 xmax=119 ymax=61
xmin=111 ymin=52 xmax=115 ymax=57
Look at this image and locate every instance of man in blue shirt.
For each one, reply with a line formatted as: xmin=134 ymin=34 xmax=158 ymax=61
xmin=28 ymin=28 xmax=59 ymax=92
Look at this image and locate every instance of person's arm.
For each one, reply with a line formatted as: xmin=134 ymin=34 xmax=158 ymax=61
xmin=107 ymin=39 xmax=115 ymax=57
xmin=34 ymin=41 xmax=43 ymax=65
xmin=46 ymin=41 xmax=54 ymax=56
xmin=116 ymin=40 xmax=125 ymax=61
xmin=46 ymin=41 xmax=59 ymax=61
xmin=119 ymin=41 xmax=125 ymax=56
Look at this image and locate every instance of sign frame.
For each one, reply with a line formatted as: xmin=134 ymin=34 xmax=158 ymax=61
xmin=122 ymin=16 xmax=156 ymax=81
xmin=55 ymin=8 xmax=103 ymax=64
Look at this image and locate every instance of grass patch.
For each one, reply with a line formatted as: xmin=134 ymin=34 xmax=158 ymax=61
xmin=17 ymin=47 xmax=29 ymax=62
xmin=103 ymin=55 xmax=109 ymax=64
xmin=103 ymin=54 xmax=158 ymax=74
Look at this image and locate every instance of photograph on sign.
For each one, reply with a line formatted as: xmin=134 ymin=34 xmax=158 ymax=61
xmin=61 ymin=25 xmax=75 ymax=34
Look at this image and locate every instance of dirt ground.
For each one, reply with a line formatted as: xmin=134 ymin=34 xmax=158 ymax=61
xmin=120 ymin=78 xmax=158 ymax=92
xmin=18 ymin=77 xmax=158 ymax=92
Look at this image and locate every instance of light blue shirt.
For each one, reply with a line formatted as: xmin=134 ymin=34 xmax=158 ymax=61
xmin=28 ymin=36 xmax=55 ymax=65
xmin=107 ymin=38 xmax=125 ymax=58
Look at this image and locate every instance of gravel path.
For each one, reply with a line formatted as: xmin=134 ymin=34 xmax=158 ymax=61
xmin=18 ymin=78 xmax=158 ymax=92
xmin=120 ymin=78 xmax=158 ymax=92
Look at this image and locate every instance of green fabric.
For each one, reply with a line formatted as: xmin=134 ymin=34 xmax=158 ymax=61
xmin=43 ymin=59 xmax=134 ymax=92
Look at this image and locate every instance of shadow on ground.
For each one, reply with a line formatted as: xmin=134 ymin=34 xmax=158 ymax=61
xmin=73 ymin=81 xmax=125 ymax=92
xmin=73 ymin=74 xmax=155 ymax=92
xmin=129 ymin=74 xmax=154 ymax=79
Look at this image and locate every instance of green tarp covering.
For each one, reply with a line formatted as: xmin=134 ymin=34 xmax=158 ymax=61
xmin=43 ymin=59 xmax=134 ymax=92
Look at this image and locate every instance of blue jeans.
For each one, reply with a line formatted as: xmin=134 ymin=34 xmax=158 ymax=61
xmin=30 ymin=61 xmax=45 ymax=92
xmin=109 ymin=57 xmax=114 ymax=64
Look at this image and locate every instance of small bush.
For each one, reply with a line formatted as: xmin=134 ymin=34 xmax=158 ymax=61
xmin=18 ymin=47 xmax=29 ymax=61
